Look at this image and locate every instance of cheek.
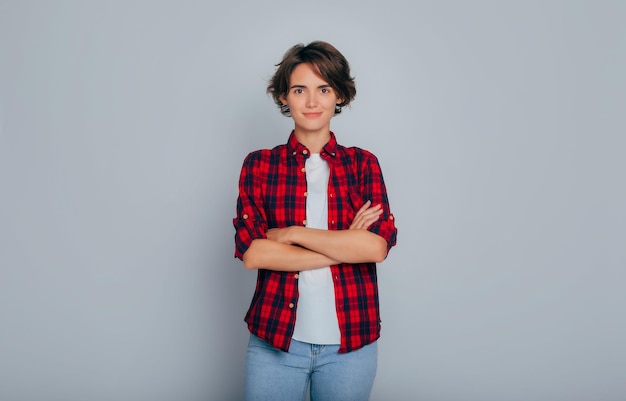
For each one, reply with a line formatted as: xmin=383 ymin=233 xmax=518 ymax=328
xmin=326 ymin=98 xmax=339 ymax=108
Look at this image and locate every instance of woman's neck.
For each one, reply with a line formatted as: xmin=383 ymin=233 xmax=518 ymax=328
xmin=293 ymin=128 xmax=331 ymax=153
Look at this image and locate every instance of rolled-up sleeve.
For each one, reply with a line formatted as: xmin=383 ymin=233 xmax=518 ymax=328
xmin=362 ymin=153 xmax=397 ymax=252
xmin=233 ymin=151 xmax=268 ymax=260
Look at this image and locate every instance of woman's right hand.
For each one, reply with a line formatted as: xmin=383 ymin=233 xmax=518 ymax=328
xmin=349 ymin=200 xmax=382 ymax=230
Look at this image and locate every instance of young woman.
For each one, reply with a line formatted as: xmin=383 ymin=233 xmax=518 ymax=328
xmin=233 ymin=41 xmax=397 ymax=401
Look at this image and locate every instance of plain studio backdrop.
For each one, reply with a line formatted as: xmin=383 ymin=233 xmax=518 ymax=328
xmin=1 ymin=1 xmax=624 ymax=400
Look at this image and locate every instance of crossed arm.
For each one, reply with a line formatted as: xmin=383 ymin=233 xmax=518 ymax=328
xmin=242 ymin=201 xmax=388 ymax=271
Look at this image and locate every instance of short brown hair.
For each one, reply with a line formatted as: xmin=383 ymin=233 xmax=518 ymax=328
xmin=267 ymin=41 xmax=356 ymax=116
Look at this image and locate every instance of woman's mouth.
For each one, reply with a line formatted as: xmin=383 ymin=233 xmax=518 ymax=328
xmin=303 ymin=112 xmax=322 ymax=118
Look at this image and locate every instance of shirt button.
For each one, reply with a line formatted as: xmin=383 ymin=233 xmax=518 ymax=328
xmin=390 ymin=214 xmax=394 ymax=220
xmin=302 ymin=150 xmax=308 ymax=155
xmin=302 ymin=220 xmax=307 ymax=226
xmin=288 ymin=303 xmax=295 ymax=309
xmin=242 ymin=214 xmax=249 ymax=219
xmin=304 ymin=191 xmax=308 ymax=197
xmin=294 ymin=273 xmax=299 ymax=279
xmin=331 ymin=152 xmax=336 ymax=156
xmin=293 ymin=151 xmax=297 ymax=156
xmin=331 ymin=220 xmax=335 ymax=225
xmin=301 ymin=167 xmax=306 ymax=173
xmin=329 ymin=193 xmax=333 ymax=198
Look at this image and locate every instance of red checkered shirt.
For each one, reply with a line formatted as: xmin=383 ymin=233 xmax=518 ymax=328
xmin=233 ymin=131 xmax=397 ymax=353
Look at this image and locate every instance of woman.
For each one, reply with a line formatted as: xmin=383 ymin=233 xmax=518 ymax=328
xmin=233 ymin=40 xmax=397 ymax=401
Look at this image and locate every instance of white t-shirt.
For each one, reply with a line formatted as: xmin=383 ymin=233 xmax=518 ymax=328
xmin=291 ymin=153 xmax=341 ymax=344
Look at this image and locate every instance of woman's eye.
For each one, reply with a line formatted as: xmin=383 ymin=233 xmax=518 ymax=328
xmin=294 ymin=88 xmax=303 ymax=94
xmin=321 ymin=88 xmax=329 ymax=94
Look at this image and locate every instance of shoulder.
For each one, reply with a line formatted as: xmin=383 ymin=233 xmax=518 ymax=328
xmin=242 ymin=143 xmax=288 ymax=166
xmin=337 ymin=144 xmax=379 ymax=164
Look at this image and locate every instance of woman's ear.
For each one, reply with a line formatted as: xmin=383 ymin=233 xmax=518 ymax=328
xmin=279 ymin=94 xmax=288 ymax=106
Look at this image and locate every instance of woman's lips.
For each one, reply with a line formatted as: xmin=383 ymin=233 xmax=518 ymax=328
xmin=303 ymin=112 xmax=322 ymax=118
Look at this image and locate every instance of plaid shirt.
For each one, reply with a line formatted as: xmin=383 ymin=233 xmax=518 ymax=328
xmin=233 ymin=131 xmax=397 ymax=353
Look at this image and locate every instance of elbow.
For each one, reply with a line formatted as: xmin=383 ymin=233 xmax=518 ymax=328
xmin=241 ymin=240 xmax=260 ymax=269
xmin=242 ymin=250 xmax=259 ymax=270
xmin=372 ymin=249 xmax=387 ymax=264
xmin=370 ymin=238 xmax=389 ymax=264
xmin=354 ymin=233 xmax=388 ymax=264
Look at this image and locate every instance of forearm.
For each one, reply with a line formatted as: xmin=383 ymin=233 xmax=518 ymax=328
xmin=242 ymin=238 xmax=339 ymax=271
xmin=289 ymin=227 xmax=388 ymax=264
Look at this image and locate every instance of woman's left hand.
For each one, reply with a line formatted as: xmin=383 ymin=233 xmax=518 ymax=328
xmin=266 ymin=227 xmax=295 ymax=244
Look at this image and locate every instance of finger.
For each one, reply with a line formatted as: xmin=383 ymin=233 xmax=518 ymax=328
xmin=361 ymin=214 xmax=382 ymax=228
xmin=353 ymin=200 xmax=372 ymax=218
xmin=353 ymin=202 xmax=379 ymax=222
xmin=355 ymin=208 xmax=383 ymax=229
xmin=349 ymin=202 xmax=384 ymax=229
xmin=357 ymin=206 xmax=382 ymax=221
xmin=363 ymin=204 xmax=382 ymax=215
xmin=351 ymin=209 xmax=382 ymax=229
xmin=349 ymin=208 xmax=367 ymax=229
xmin=350 ymin=214 xmax=367 ymax=229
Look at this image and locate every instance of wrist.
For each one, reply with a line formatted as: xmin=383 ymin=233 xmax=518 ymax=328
xmin=289 ymin=226 xmax=303 ymax=245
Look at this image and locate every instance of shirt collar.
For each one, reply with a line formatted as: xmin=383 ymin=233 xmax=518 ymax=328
xmin=287 ymin=130 xmax=338 ymax=159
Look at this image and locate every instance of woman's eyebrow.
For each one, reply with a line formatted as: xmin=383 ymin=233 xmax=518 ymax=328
xmin=289 ymin=84 xmax=331 ymax=89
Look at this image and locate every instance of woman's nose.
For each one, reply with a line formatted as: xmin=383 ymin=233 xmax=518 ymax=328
xmin=306 ymin=93 xmax=318 ymax=108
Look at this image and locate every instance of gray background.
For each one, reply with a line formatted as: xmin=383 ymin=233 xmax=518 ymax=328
xmin=1 ymin=1 xmax=624 ymax=400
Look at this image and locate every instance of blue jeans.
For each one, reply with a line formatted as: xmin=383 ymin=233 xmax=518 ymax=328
xmin=244 ymin=334 xmax=377 ymax=401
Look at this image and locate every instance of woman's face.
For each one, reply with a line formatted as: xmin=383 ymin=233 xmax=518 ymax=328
xmin=280 ymin=63 xmax=342 ymax=136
